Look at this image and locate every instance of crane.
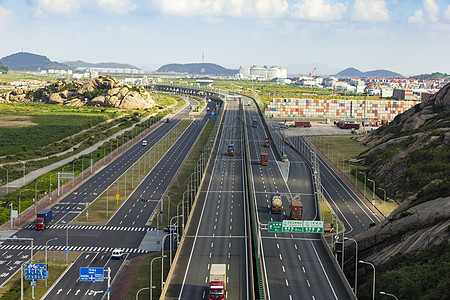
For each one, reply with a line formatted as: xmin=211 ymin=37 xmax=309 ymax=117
xmin=310 ymin=67 xmax=318 ymax=77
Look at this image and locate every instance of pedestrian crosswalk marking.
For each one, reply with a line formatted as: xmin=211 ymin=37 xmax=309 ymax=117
xmin=24 ymin=223 xmax=156 ymax=232
xmin=0 ymin=244 xmax=150 ymax=253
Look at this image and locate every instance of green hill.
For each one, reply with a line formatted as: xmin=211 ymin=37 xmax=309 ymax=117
xmin=64 ymin=60 xmax=140 ymax=70
xmin=411 ymin=72 xmax=450 ymax=80
xmin=0 ymin=62 xmax=9 ymax=74
xmin=0 ymin=52 xmax=70 ymax=71
xmin=157 ymin=63 xmax=237 ymax=75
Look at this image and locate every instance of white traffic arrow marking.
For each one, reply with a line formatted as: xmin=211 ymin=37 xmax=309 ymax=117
xmin=56 ymin=289 xmax=62 ymax=295
xmin=75 ymin=289 xmax=80 ymax=295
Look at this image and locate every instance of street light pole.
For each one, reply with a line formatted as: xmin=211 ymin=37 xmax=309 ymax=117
xmin=378 ymin=187 xmax=387 ymax=216
xmin=35 ymin=180 xmax=45 ymax=214
xmin=368 ymin=179 xmax=375 ymax=206
xmin=359 ymin=172 xmax=366 ymax=200
xmin=18 ymin=189 xmax=29 ymax=226
xmin=161 ymin=234 xmax=173 ymax=290
xmin=359 ymin=260 xmax=376 ymax=300
xmin=344 ymin=237 xmax=358 ymax=296
xmin=150 ymin=255 xmax=166 ymax=300
xmin=380 ymin=291 xmax=398 ymax=299
xmin=49 ymin=173 xmax=57 ymax=202
xmin=45 ymin=237 xmax=57 ymax=287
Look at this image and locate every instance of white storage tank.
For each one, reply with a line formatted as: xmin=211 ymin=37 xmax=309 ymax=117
xmin=239 ymin=66 xmax=251 ymax=78
xmin=250 ymin=66 xmax=268 ymax=78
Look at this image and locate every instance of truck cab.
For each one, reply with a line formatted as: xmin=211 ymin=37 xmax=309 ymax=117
xmin=227 ymin=144 xmax=235 ymax=156
xmin=252 ymin=119 xmax=257 ymax=127
xmin=260 ymin=153 xmax=268 ymax=166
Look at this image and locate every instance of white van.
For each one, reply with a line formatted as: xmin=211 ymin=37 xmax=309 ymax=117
xmin=142 ymin=140 xmax=147 ymax=146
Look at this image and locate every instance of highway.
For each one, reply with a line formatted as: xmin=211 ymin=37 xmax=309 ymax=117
xmin=244 ymin=98 xmax=353 ymax=299
xmin=0 ymin=98 xmax=213 ymax=299
xmin=164 ymin=98 xmax=251 ymax=299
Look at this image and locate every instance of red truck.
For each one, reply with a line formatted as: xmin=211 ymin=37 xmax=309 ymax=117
xmin=290 ymin=201 xmax=303 ymax=220
xmin=264 ymin=138 xmax=270 ymax=147
xmin=260 ymin=153 xmax=268 ymax=166
xmin=209 ymin=264 xmax=226 ymax=299
xmin=35 ymin=209 xmax=52 ymax=230
xmin=227 ymin=144 xmax=235 ymax=156
xmin=294 ymin=121 xmax=311 ymax=127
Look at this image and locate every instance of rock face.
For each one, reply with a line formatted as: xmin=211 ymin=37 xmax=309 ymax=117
xmin=347 ymin=196 xmax=450 ymax=267
xmin=0 ymin=75 xmax=155 ymax=109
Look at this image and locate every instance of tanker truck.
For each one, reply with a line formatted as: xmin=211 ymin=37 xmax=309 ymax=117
xmin=271 ymin=195 xmax=282 ymax=214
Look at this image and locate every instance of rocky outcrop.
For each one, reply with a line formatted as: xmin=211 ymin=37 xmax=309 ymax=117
xmin=0 ymin=75 xmax=155 ymax=109
xmin=347 ymin=196 xmax=450 ymax=266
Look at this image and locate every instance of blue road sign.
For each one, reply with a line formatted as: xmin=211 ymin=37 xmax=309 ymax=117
xmin=80 ymin=267 xmax=104 ymax=282
xmin=106 ymin=287 xmax=111 ymax=292
xmin=211 ymin=112 xmax=216 ymax=119
xmin=65 ymin=249 xmax=70 ymax=254
xmin=86 ymin=209 xmax=89 ymax=213
xmin=31 ymin=280 xmax=36 ymax=286
xmin=372 ymin=199 xmax=375 ymax=205
xmin=25 ymin=263 xmax=47 ymax=280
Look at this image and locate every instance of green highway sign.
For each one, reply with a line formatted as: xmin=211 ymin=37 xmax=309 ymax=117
xmin=268 ymin=220 xmax=324 ymax=233
xmin=303 ymin=220 xmax=324 ymax=233
xmin=268 ymin=222 xmax=282 ymax=232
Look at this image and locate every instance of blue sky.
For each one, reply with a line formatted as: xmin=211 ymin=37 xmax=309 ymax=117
xmin=0 ymin=0 xmax=449 ymax=75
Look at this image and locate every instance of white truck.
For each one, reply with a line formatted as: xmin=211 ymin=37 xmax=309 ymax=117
xmin=209 ymin=264 xmax=226 ymax=299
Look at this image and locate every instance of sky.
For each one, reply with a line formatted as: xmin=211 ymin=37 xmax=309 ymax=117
xmin=0 ymin=0 xmax=449 ymax=76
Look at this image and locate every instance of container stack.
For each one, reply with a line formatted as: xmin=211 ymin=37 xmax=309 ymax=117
xmin=264 ymin=98 xmax=420 ymax=120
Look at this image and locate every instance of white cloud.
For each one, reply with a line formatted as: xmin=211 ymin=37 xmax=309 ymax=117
xmin=351 ymin=0 xmax=389 ymax=22
xmin=408 ymin=10 xmax=425 ymax=25
xmin=152 ymin=0 xmax=288 ymax=19
xmin=445 ymin=5 xmax=450 ymax=22
xmin=97 ymin=0 xmax=137 ymax=14
xmin=0 ymin=5 xmax=13 ymax=31
xmin=34 ymin=0 xmax=81 ymax=14
xmin=423 ymin=0 xmax=439 ymax=23
xmin=291 ymin=0 xmax=347 ymax=22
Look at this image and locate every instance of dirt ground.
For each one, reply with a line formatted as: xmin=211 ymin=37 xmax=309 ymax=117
xmin=0 ymin=115 xmax=37 ymax=127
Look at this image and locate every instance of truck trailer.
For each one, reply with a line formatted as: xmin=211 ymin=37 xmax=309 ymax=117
xmin=35 ymin=209 xmax=53 ymax=230
xmin=227 ymin=144 xmax=235 ymax=156
xmin=260 ymin=153 xmax=268 ymax=166
xmin=290 ymin=201 xmax=303 ymax=220
xmin=209 ymin=264 xmax=226 ymax=299
xmin=294 ymin=121 xmax=311 ymax=127
xmin=264 ymin=138 xmax=270 ymax=147
xmin=271 ymin=195 xmax=282 ymax=213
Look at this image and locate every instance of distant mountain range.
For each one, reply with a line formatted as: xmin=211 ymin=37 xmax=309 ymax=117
xmin=335 ymin=67 xmax=403 ymax=78
xmin=411 ymin=72 xmax=450 ymax=80
xmin=64 ymin=60 xmax=140 ymax=70
xmin=157 ymin=63 xmax=237 ymax=75
xmin=0 ymin=52 xmax=70 ymax=71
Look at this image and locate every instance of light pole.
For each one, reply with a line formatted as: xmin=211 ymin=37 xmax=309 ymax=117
xmin=22 ymin=161 xmax=26 ymax=186
xmin=135 ymin=287 xmax=149 ymax=300
xmin=380 ymin=291 xmax=398 ymax=299
xmin=45 ymin=237 xmax=57 ymax=287
xmin=344 ymin=237 xmax=358 ymax=296
xmin=161 ymin=234 xmax=173 ymax=290
xmin=0 ymin=166 xmax=8 ymax=194
xmin=368 ymin=179 xmax=375 ymax=206
xmin=49 ymin=173 xmax=57 ymax=202
xmin=34 ymin=180 xmax=45 ymax=214
xmin=378 ymin=187 xmax=387 ymax=216
xmin=18 ymin=189 xmax=29 ymax=226
xmin=72 ymin=158 xmax=81 ymax=186
xmin=359 ymin=172 xmax=366 ymax=200
xmin=10 ymin=203 xmax=13 ymax=228
xmin=359 ymin=260 xmax=376 ymax=300
xmin=150 ymin=255 xmax=166 ymax=300
xmin=169 ymin=215 xmax=181 ymax=266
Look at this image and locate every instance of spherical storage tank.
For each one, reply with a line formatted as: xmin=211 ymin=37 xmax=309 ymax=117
xmin=239 ymin=66 xmax=251 ymax=78
xmin=250 ymin=66 xmax=268 ymax=78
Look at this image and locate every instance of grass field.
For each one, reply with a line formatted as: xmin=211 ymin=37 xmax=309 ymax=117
xmin=0 ymin=72 xmax=59 ymax=84
xmin=310 ymin=135 xmax=398 ymax=217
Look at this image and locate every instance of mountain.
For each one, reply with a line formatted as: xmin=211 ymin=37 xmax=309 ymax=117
xmin=156 ymin=63 xmax=237 ymax=75
xmin=0 ymin=61 xmax=9 ymax=74
xmin=0 ymin=52 xmax=70 ymax=71
xmin=335 ymin=67 xmax=403 ymax=78
xmin=345 ymin=83 xmax=450 ymax=299
xmin=335 ymin=67 xmax=365 ymax=77
xmin=64 ymin=60 xmax=140 ymax=70
xmin=411 ymin=72 xmax=450 ymax=80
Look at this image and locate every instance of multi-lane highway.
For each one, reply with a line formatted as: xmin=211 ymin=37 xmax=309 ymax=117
xmin=244 ymin=98 xmax=353 ymax=299
xmin=0 ymin=97 xmax=214 ymax=299
xmin=164 ymin=98 xmax=251 ymax=299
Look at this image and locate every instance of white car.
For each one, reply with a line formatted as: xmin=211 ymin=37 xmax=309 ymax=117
xmin=111 ymin=248 xmax=124 ymax=259
xmin=142 ymin=140 xmax=147 ymax=146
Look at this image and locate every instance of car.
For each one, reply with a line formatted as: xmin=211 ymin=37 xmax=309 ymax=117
xmin=111 ymin=248 xmax=124 ymax=259
xmin=142 ymin=140 xmax=147 ymax=146
xmin=164 ymin=224 xmax=177 ymax=233
xmin=158 ymin=106 xmax=164 ymax=109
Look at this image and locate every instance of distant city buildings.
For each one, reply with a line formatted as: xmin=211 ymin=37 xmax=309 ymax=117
xmin=238 ymin=66 xmax=287 ymax=80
